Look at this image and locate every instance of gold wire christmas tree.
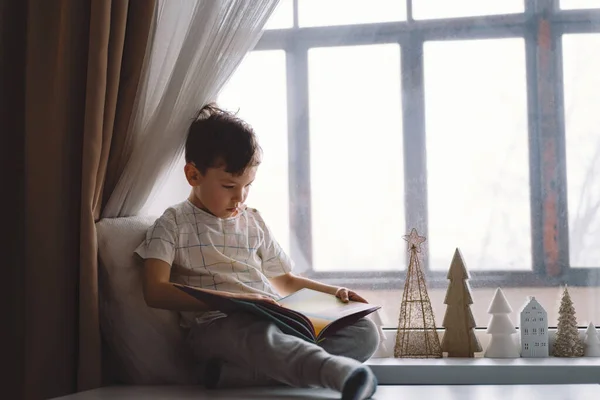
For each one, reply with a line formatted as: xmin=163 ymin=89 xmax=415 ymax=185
xmin=394 ymin=229 xmax=442 ymax=358
xmin=553 ymin=286 xmax=584 ymax=357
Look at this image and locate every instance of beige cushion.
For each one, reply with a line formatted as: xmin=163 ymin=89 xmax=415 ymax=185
xmin=96 ymin=216 xmax=197 ymax=384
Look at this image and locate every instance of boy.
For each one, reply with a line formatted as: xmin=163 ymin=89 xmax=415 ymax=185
xmin=134 ymin=104 xmax=379 ymax=399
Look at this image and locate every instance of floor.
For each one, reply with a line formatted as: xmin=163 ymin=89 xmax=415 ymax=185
xmin=52 ymin=384 xmax=600 ymax=400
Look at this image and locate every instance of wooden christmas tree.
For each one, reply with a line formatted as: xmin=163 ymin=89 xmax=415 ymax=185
xmin=394 ymin=229 xmax=442 ymax=358
xmin=584 ymin=322 xmax=600 ymax=357
xmin=485 ymin=288 xmax=519 ymax=358
xmin=441 ymin=248 xmax=482 ymax=357
xmin=553 ymin=286 xmax=584 ymax=357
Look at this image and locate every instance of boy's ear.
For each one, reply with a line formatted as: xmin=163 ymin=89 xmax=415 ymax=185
xmin=184 ymin=162 xmax=203 ymax=186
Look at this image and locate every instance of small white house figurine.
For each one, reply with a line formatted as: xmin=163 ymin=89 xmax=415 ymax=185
xmin=485 ymin=288 xmax=519 ymax=358
xmin=519 ymin=296 xmax=549 ymax=357
xmin=584 ymin=322 xmax=600 ymax=357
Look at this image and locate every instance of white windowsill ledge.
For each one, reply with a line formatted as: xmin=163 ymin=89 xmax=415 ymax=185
xmin=366 ymin=357 xmax=600 ymax=385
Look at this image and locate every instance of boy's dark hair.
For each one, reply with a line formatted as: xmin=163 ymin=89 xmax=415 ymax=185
xmin=185 ymin=103 xmax=262 ymax=176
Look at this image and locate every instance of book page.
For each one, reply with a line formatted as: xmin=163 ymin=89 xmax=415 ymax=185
xmin=278 ymin=288 xmax=377 ymax=336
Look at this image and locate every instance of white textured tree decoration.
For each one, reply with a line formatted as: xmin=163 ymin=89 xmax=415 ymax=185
xmin=553 ymin=286 xmax=584 ymax=357
xmin=584 ymin=322 xmax=600 ymax=357
xmin=484 ymin=288 xmax=519 ymax=358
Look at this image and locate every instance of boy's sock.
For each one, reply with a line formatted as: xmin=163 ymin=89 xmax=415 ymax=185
xmin=341 ymin=366 xmax=378 ymax=400
xmin=318 ymin=355 xmax=363 ymax=391
xmin=203 ymin=358 xmax=222 ymax=389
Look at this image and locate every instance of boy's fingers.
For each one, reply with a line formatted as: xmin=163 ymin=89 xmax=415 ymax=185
xmin=349 ymin=292 xmax=368 ymax=303
xmin=260 ymin=296 xmax=278 ymax=305
xmin=340 ymin=289 xmax=349 ymax=303
xmin=354 ymin=295 xmax=368 ymax=303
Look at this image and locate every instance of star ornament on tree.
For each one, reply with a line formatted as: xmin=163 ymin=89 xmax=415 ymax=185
xmin=403 ymin=228 xmax=426 ymax=253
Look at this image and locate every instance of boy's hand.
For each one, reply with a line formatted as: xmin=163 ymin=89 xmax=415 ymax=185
xmin=229 ymin=292 xmax=280 ymax=306
xmin=335 ymin=287 xmax=368 ymax=304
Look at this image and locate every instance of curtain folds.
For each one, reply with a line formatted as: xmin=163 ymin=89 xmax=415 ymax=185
xmin=102 ymin=0 xmax=280 ymax=218
xmin=79 ymin=0 xmax=157 ymax=391
xmin=20 ymin=1 xmax=155 ymax=397
xmin=10 ymin=0 xmax=278 ymax=397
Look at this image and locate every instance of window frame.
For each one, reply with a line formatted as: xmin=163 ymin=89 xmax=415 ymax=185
xmin=253 ymin=0 xmax=600 ymax=289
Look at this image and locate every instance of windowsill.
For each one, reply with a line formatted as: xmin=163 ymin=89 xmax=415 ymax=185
xmin=366 ymin=357 xmax=600 ymax=385
xmin=367 ymin=328 xmax=600 ymax=385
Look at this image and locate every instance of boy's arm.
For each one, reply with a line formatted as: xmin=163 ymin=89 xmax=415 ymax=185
xmin=270 ymin=272 xmax=368 ymax=303
xmin=269 ymin=272 xmax=339 ymax=297
xmin=143 ymin=258 xmax=212 ymax=311
xmin=143 ymin=258 xmax=278 ymax=311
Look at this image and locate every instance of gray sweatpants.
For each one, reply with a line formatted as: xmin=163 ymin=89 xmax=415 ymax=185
xmin=187 ymin=312 xmax=380 ymax=390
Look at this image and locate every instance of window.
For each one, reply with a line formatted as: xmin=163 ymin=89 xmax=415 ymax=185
xmin=560 ymin=0 xmax=600 ymax=10
xmin=541 ymin=328 xmax=545 ymax=335
xmin=563 ymin=33 xmax=600 ymax=268
xmin=524 ymin=328 xmax=529 ymax=335
xmin=535 ymin=342 xmax=540 ymax=347
xmin=147 ymin=0 xmax=600 ymax=331
xmin=533 ymin=328 xmax=537 ymax=334
xmin=299 ymin=0 xmax=406 ymax=26
xmin=216 ymin=50 xmax=290 ymax=252
xmin=425 ymin=38 xmax=531 ymax=271
xmin=413 ymin=0 xmax=524 ymax=20
xmin=524 ymin=343 xmax=529 ymax=350
xmin=264 ymin=0 xmax=293 ymax=30
xmin=308 ymin=44 xmax=404 ymax=272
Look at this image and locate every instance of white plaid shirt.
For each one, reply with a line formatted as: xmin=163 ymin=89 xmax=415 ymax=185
xmin=135 ymin=200 xmax=293 ymax=326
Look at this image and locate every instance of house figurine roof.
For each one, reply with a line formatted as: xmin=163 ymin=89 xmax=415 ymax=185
xmin=520 ymin=296 xmax=547 ymax=314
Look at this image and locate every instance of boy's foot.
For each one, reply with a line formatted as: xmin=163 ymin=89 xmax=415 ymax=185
xmin=341 ymin=366 xmax=378 ymax=400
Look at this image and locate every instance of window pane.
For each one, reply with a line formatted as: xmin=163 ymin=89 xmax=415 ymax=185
xmin=265 ymin=0 xmax=293 ymax=30
xmin=299 ymin=0 xmax=406 ymax=27
xmin=308 ymin=44 xmax=404 ymax=272
xmin=563 ymin=33 xmax=600 ymax=268
xmin=424 ymin=39 xmax=531 ymax=271
xmin=218 ymin=51 xmax=290 ymax=252
xmin=414 ymin=0 xmax=524 ymax=20
xmin=560 ymin=0 xmax=600 ymax=9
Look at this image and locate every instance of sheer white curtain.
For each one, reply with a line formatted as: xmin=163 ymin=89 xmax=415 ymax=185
xmin=102 ymin=0 xmax=280 ymax=218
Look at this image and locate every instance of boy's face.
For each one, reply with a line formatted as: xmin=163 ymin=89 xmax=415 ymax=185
xmin=185 ymin=163 xmax=257 ymax=219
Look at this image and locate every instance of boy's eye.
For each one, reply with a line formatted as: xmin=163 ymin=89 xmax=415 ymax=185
xmin=222 ymin=185 xmax=235 ymax=189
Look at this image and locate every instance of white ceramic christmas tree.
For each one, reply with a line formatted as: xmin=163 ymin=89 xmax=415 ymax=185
xmin=485 ymin=288 xmax=520 ymax=358
xmin=584 ymin=322 xmax=600 ymax=357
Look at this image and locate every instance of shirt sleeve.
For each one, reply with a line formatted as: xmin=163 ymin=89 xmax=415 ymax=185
xmin=134 ymin=213 xmax=178 ymax=266
xmin=253 ymin=209 xmax=294 ymax=278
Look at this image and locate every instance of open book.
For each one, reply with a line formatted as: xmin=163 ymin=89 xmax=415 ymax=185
xmin=174 ymin=284 xmax=381 ymax=343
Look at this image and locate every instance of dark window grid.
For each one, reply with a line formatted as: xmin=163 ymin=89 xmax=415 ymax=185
xmin=254 ymin=3 xmax=600 ymax=288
